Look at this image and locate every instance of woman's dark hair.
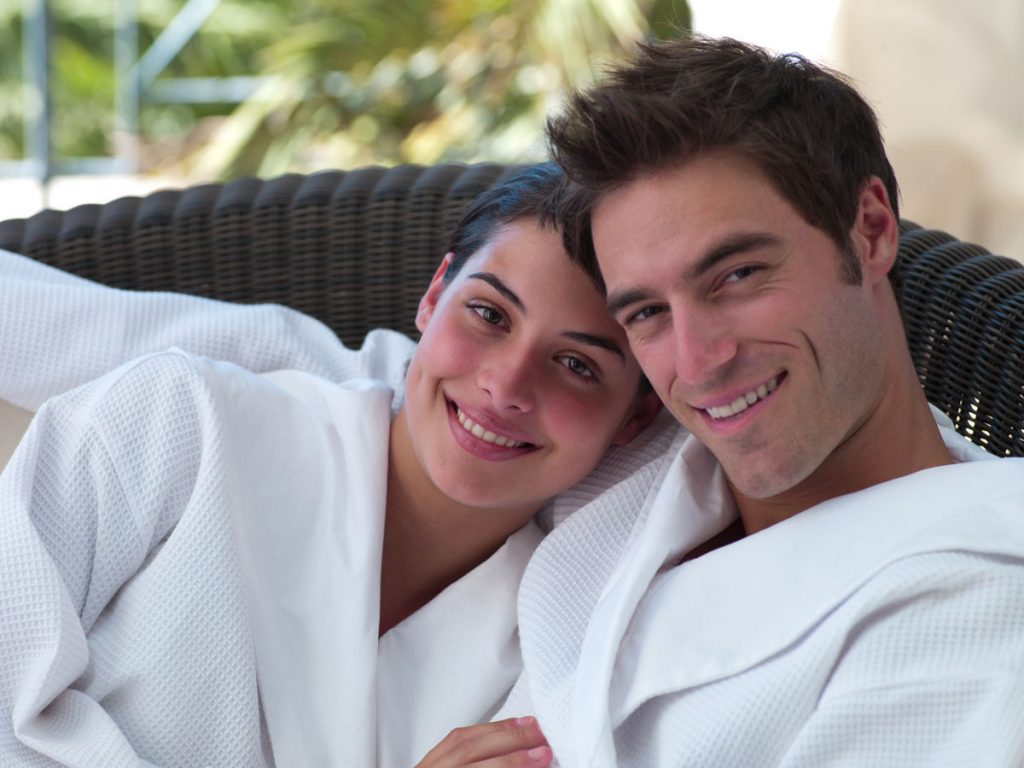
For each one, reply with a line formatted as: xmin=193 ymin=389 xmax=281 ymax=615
xmin=443 ymin=162 xmax=596 ymax=289
xmin=547 ymin=34 xmax=901 ymax=287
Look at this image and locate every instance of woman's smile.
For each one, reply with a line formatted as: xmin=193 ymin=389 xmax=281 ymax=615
xmin=453 ymin=403 xmax=532 ymax=449
xmin=446 ymin=398 xmax=538 ymax=460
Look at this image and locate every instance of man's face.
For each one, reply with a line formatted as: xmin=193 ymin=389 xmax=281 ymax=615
xmin=593 ymin=150 xmax=891 ymax=502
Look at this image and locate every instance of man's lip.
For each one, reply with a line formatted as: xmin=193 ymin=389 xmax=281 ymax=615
xmin=690 ymin=372 xmax=785 ymax=417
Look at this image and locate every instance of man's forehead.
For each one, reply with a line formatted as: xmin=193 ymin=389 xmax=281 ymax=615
xmin=591 ymin=153 xmax=804 ymax=253
xmin=594 ymin=149 xmax=777 ymax=203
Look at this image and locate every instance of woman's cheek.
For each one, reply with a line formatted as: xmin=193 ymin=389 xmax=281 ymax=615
xmin=545 ymin=387 xmax=615 ymax=443
xmin=443 ymin=334 xmax=489 ymax=374
xmin=421 ymin=319 xmax=482 ymax=374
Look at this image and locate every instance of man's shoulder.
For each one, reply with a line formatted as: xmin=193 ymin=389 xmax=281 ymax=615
xmin=825 ymin=549 xmax=1024 ymax=687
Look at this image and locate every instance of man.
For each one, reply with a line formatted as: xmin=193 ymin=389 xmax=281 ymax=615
xmin=479 ymin=35 xmax=1024 ymax=766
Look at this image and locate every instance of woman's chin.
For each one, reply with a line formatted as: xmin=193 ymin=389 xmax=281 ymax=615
xmin=431 ymin=473 xmax=540 ymax=520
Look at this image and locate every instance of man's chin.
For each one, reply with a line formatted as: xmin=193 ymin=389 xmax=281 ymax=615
xmin=721 ymin=459 xmax=809 ymax=503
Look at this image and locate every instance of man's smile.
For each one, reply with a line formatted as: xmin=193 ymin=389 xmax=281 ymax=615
xmin=703 ymin=374 xmax=782 ymax=421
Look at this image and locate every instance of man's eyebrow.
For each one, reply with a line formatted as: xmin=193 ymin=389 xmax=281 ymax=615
xmin=468 ymin=272 xmax=525 ymax=314
xmin=606 ymin=232 xmax=781 ymax=315
xmin=687 ymin=232 xmax=781 ymax=281
xmin=607 ymin=288 xmax=653 ymax=317
xmin=562 ymin=331 xmax=625 ymax=359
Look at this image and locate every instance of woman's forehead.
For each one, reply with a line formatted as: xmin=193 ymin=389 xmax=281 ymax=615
xmin=461 ymin=221 xmax=604 ymax=307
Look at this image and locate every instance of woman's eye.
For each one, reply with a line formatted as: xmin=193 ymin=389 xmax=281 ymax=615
xmin=557 ymin=355 xmax=597 ymax=380
xmin=470 ymin=304 xmax=504 ymax=325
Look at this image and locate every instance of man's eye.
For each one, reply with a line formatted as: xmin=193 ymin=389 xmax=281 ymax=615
xmin=723 ymin=265 xmax=761 ymax=284
xmin=557 ymin=355 xmax=597 ymax=380
xmin=625 ymin=305 xmax=665 ymax=325
xmin=470 ymin=304 xmax=504 ymax=325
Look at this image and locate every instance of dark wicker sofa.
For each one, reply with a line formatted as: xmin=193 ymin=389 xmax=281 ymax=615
xmin=1 ymin=163 xmax=1022 ymax=458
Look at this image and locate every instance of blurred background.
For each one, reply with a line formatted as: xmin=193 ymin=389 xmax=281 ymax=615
xmin=2 ymin=0 xmax=1023 ymax=260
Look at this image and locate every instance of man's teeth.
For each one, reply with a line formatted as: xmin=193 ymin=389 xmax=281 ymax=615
xmin=706 ymin=377 xmax=779 ymax=420
xmin=457 ymin=409 xmax=527 ymax=448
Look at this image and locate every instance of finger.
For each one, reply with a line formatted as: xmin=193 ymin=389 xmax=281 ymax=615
xmin=418 ymin=717 xmax=546 ymax=763
xmin=416 ymin=717 xmax=548 ymax=766
xmin=465 ymin=744 xmax=552 ymax=768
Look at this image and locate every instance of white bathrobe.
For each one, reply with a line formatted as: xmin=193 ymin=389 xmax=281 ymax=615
xmin=502 ymin=413 xmax=1024 ymax=766
xmin=0 ymin=349 xmax=542 ymax=767
xmin=0 ymin=249 xmax=546 ymax=765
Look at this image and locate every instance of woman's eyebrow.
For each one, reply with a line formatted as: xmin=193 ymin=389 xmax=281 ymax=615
xmin=562 ymin=331 xmax=625 ymax=359
xmin=469 ymin=271 xmax=624 ymax=359
xmin=468 ymin=272 xmax=525 ymax=314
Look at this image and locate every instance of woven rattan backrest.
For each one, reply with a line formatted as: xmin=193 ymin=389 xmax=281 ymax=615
xmin=1 ymin=163 xmax=1021 ymax=457
xmin=0 ymin=164 xmax=525 ymax=348
xmin=896 ymin=222 xmax=1024 ymax=457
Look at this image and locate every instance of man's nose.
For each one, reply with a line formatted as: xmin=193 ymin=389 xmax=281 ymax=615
xmin=671 ymin=308 xmax=739 ymax=386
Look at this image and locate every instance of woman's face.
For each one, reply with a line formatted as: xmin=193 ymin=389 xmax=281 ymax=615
xmin=397 ymin=218 xmax=657 ymax=519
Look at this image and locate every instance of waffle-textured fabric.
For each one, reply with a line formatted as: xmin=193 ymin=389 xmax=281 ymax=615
xmin=0 ymin=248 xmax=411 ymax=411
xmin=0 ymin=349 xmax=541 ymax=766
xmin=501 ymin=412 xmax=1024 ymax=766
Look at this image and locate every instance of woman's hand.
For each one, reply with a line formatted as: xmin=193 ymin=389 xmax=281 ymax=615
xmin=415 ymin=716 xmax=552 ymax=767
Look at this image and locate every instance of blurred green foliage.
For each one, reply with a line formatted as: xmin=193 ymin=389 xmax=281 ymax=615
xmin=0 ymin=0 xmax=690 ymax=178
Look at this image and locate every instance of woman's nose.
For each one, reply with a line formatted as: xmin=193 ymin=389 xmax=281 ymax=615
xmin=477 ymin=348 xmax=537 ymax=412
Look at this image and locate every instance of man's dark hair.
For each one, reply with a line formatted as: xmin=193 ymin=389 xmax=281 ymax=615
xmin=547 ymin=34 xmax=900 ymax=287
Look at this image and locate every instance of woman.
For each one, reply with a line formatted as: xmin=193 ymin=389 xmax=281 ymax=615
xmin=0 ymin=164 xmax=659 ymax=766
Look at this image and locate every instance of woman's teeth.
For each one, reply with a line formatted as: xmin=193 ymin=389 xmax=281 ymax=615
xmin=457 ymin=409 xmax=527 ymax=448
xmin=706 ymin=376 xmax=779 ymax=420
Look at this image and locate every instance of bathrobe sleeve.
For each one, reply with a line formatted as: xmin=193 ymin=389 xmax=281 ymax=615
xmin=0 ymin=352 xmax=266 ymax=766
xmin=0 ymin=247 xmax=414 ymax=410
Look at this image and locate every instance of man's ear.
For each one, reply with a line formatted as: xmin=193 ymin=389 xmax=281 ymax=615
xmin=850 ymin=176 xmax=900 ymax=286
xmin=416 ymin=253 xmax=454 ymax=333
xmin=612 ymin=388 xmax=663 ymax=447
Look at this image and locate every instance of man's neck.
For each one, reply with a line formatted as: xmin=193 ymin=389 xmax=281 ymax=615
xmin=733 ymin=386 xmax=955 ymax=535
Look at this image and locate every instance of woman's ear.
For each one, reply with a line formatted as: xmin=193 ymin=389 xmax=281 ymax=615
xmin=416 ymin=253 xmax=455 ymax=333
xmin=612 ymin=388 xmax=663 ymax=447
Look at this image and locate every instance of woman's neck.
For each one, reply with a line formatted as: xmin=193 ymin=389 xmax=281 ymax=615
xmin=379 ymin=408 xmax=535 ymax=636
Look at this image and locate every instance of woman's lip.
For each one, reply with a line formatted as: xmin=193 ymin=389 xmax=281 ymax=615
xmin=446 ymin=401 xmax=538 ymax=460
xmin=446 ymin=398 xmax=536 ymax=446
